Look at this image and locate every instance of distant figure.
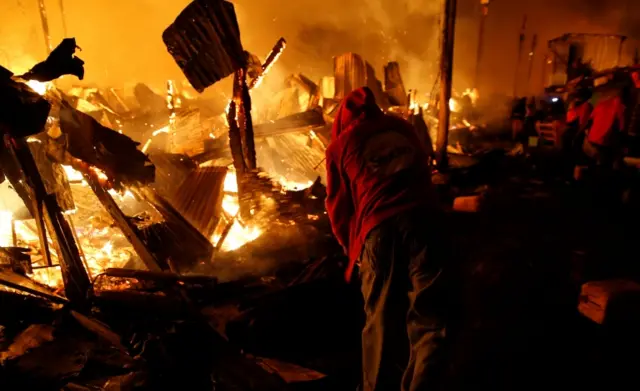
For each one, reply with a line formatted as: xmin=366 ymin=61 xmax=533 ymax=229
xmin=627 ymin=70 xmax=640 ymax=155
xmin=523 ymin=97 xmax=539 ymax=143
xmin=325 ymin=87 xmax=448 ymax=391
xmin=565 ymin=88 xmax=593 ymax=159
xmin=584 ymin=90 xmax=626 ymax=169
xmin=511 ymin=97 xmax=527 ymax=142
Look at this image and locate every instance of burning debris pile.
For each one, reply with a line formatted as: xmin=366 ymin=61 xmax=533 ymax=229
xmin=0 ymin=0 xmax=478 ymax=388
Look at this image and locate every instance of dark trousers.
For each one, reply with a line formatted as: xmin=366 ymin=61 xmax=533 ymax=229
xmin=359 ymin=211 xmax=448 ymax=391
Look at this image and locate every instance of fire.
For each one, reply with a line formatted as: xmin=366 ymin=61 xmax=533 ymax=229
xmin=449 ymin=98 xmax=461 ymax=113
xmin=25 ymin=80 xmax=51 ymax=96
xmin=0 ymin=210 xmax=13 ymax=247
xmin=211 ymin=170 xmax=263 ymax=252
xmin=278 ymin=177 xmax=313 ymax=191
xmin=7 ymin=164 xmax=137 ymax=289
xmin=62 ymin=165 xmax=84 ymax=182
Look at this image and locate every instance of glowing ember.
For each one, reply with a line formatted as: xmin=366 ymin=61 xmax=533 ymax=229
xmin=25 ymin=80 xmax=51 ymax=96
xmin=0 ymin=210 xmax=13 ymax=247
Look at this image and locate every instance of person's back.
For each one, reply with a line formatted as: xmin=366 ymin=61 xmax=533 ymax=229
xmin=325 ymin=87 xmax=436 ymax=281
xmin=325 ymin=87 xmax=447 ymax=391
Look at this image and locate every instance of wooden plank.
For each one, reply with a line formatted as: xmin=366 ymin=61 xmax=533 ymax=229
xmin=333 ymin=53 xmax=389 ymax=108
xmin=83 ymin=170 xmax=164 ymax=272
xmin=253 ymin=109 xmax=325 ymax=138
xmin=0 ymin=268 xmax=68 ymax=304
xmin=384 ymin=62 xmax=408 ymax=106
xmin=4 ymin=136 xmax=90 ymax=302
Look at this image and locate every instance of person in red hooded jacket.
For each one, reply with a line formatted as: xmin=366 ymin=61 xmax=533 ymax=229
xmin=325 ymin=87 xmax=448 ymax=391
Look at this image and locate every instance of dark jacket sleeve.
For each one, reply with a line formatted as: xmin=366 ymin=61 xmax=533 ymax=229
xmin=325 ymin=144 xmax=353 ymax=255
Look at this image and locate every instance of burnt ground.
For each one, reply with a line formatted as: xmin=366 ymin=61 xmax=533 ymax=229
xmin=2 ymin=144 xmax=640 ymax=390
xmin=222 ymin=146 xmax=640 ymax=390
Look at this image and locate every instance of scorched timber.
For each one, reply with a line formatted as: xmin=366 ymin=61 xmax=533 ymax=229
xmin=384 ymin=62 xmax=408 ymax=106
xmin=2 ymin=135 xmax=90 ymax=303
xmin=82 ymin=170 xmax=164 ymax=272
xmin=253 ymin=109 xmax=325 ymax=138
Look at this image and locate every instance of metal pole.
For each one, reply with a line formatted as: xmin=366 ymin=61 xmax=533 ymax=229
xmin=59 ymin=0 xmax=68 ymax=37
xmin=436 ymin=0 xmax=458 ymax=171
xmin=473 ymin=0 xmax=490 ymax=88
xmin=37 ymin=0 xmax=53 ymax=54
xmin=513 ymin=15 xmax=527 ymax=97
xmin=526 ymin=34 xmax=538 ymax=94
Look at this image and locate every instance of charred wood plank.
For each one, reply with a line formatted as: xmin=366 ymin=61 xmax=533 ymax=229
xmin=254 ymin=109 xmax=325 ymax=138
xmin=334 ymin=53 xmax=389 ymax=109
xmin=59 ymin=103 xmax=154 ymax=186
xmin=384 ymin=62 xmax=408 ymax=106
xmin=3 ymin=136 xmax=89 ymax=302
xmin=0 ymin=268 xmax=67 ymax=304
xmin=239 ymin=69 xmax=257 ymax=170
xmin=249 ymin=37 xmax=287 ymax=89
xmin=228 ymin=100 xmax=247 ymax=173
xmin=163 ymin=0 xmax=246 ymax=92
xmin=0 ymin=247 xmax=32 ymax=274
xmin=104 ymin=268 xmax=218 ymax=287
xmin=83 ymin=170 xmax=164 ymax=272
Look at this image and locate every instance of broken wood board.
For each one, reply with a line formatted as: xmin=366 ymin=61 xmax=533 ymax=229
xmin=255 ymin=357 xmax=326 ymax=383
xmin=83 ymin=170 xmax=164 ymax=272
xmin=163 ymin=0 xmax=246 ymax=93
xmin=70 ymin=310 xmax=127 ymax=352
xmin=333 ymin=53 xmax=389 ymax=109
xmin=254 ymin=109 xmax=325 ymax=138
xmin=0 ymin=268 xmax=67 ymax=304
xmin=384 ymin=62 xmax=408 ymax=106
xmin=579 ymin=279 xmax=640 ymax=325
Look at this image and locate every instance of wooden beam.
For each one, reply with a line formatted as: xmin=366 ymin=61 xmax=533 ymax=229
xmin=83 ymin=170 xmax=164 ymax=272
xmin=436 ymin=0 xmax=458 ymax=170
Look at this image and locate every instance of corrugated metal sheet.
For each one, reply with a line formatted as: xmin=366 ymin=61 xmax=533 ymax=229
xmin=163 ymin=0 xmax=245 ymax=93
xmin=169 ymin=167 xmax=226 ymax=238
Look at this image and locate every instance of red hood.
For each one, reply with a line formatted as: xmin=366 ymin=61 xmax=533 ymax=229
xmin=332 ymin=87 xmax=383 ymax=140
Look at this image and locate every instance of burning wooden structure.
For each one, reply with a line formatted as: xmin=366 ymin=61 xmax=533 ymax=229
xmin=0 ymin=1 xmax=456 ymax=388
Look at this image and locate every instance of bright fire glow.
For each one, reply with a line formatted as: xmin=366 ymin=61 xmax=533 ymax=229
xmin=449 ymin=98 xmax=461 ymax=113
xmin=10 ymin=164 xmax=137 ymax=289
xmin=62 ymin=165 xmax=84 ymax=182
xmin=152 ymin=126 xmax=170 ymax=137
xmin=0 ymin=211 xmax=13 ymax=247
xmin=278 ymin=177 xmax=313 ymax=191
xmin=25 ymin=80 xmax=51 ymax=96
xmin=211 ymin=170 xmax=263 ymax=252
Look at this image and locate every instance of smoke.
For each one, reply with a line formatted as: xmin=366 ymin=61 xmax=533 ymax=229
xmin=0 ymin=0 xmax=447 ymax=95
xmin=1 ymin=0 xmax=638 ymax=98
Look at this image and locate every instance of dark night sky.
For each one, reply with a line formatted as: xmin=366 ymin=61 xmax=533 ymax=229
xmin=0 ymin=0 xmax=638 ymax=98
